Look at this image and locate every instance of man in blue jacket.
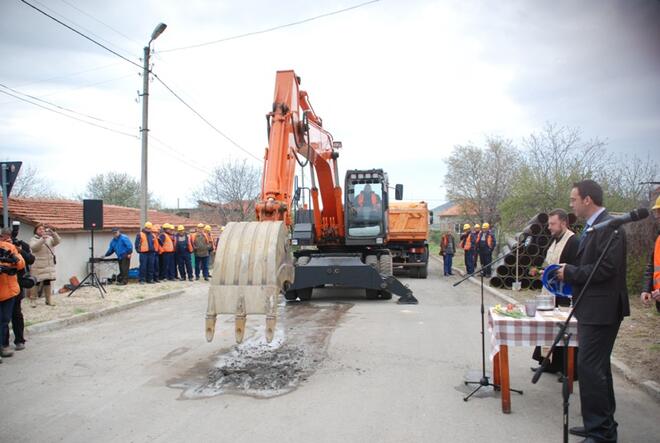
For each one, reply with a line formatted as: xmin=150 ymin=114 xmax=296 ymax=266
xmin=105 ymin=228 xmax=133 ymax=285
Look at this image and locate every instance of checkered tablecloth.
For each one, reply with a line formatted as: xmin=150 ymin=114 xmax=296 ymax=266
xmin=488 ymin=307 xmax=579 ymax=361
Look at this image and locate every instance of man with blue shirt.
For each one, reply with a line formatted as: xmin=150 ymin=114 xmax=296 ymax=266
xmin=105 ymin=228 xmax=133 ymax=285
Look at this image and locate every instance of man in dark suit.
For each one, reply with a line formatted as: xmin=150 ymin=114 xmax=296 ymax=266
xmin=556 ymin=180 xmax=628 ymax=443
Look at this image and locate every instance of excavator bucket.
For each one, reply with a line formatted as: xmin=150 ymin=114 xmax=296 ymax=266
xmin=205 ymin=221 xmax=294 ymax=344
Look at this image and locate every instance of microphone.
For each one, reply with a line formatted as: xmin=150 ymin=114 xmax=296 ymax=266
xmin=586 ymin=208 xmax=650 ymax=233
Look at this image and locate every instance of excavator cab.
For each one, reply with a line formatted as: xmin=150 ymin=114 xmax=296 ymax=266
xmin=344 ymin=169 xmax=389 ymax=246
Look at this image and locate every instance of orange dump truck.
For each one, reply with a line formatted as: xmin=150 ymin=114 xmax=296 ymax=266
xmin=387 ymin=201 xmax=431 ymax=278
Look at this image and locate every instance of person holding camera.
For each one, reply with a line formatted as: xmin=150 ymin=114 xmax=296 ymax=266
xmin=2 ymin=222 xmax=35 ymax=352
xmin=29 ymin=223 xmax=61 ymax=307
xmin=0 ymin=227 xmax=26 ymax=361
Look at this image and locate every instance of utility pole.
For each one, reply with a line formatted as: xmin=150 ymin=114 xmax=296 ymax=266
xmin=140 ymin=23 xmax=167 ymax=227
xmin=140 ymin=45 xmax=150 ymax=227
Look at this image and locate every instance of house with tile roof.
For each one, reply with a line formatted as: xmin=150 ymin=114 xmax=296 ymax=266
xmin=1 ymin=198 xmax=210 ymax=291
xmin=431 ymin=201 xmax=480 ymax=233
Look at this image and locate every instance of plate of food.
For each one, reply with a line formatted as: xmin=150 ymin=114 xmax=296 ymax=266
xmin=493 ymin=303 xmax=525 ymax=319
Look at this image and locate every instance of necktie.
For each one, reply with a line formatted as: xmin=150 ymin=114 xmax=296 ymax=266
xmin=579 ymin=224 xmax=590 ymax=243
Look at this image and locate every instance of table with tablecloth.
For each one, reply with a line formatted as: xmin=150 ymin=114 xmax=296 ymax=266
xmin=488 ymin=307 xmax=579 ymax=413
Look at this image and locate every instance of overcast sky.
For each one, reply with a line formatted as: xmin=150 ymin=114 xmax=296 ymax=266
xmin=1 ymin=0 xmax=659 ymax=209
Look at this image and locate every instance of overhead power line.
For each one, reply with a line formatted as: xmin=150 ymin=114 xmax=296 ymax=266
xmin=160 ymin=0 xmax=380 ymax=53
xmin=151 ymin=73 xmax=261 ymax=162
xmin=0 ymin=88 xmax=138 ymax=139
xmin=150 ymin=135 xmax=213 ymax=175
xmin=56 ymin=0 xmax=141 ymax=46
xmin=19 ymin=0 xmax=142 ymax=70
xmin=19 ymin=0 xmax=261 ymax=163
xmin=0 ymin=82 xmax=134 ymax=129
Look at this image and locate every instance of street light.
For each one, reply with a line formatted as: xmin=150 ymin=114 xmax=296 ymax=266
xmin=140 ymin=22 xmax=167 ymax=227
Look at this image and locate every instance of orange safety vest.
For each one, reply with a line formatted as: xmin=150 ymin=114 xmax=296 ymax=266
xmin=357 ymin=192 xmax=378 ymax=207
xmin=477 ymin=231 xmax=494 ymax=249
xmin=159 ymin=233 xmax=174 ymax=253
xmin=653 ymin=235 xmax=660 ymax=291
xmin=138 ymin=232 xmax=152 ymax=253
xmin=460 ymin=232 xmax=475 ymax=251
xmin=153 ymin=234 xmax=161 ymax=253
xmin=0 ymin=241 xmax=25 ymax=301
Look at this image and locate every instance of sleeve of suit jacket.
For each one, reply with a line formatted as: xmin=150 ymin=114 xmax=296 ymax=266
xmin=563 ymin=226 xmax=626 ymax=285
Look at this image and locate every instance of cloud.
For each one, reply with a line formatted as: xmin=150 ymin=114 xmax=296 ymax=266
xmin=1 ymin=0 xmax=658 ymax=209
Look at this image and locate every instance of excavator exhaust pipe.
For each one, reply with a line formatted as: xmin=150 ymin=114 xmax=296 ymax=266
xmin=206 ymin=221 xmax=294 ymax=344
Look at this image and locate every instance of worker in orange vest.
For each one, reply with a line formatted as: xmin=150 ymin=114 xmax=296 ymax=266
xmin=459 ymin=224 xmax=477 ymax=274
xmin=159 ymin=223 xmax=176 ymax=281
xmin=151 ymin=224 xmax=162 ymax=283
xmin=355 ymin=184 xmax=381 ymax=209
xmin=175 ymin=225 xmax=194 ymax=281
xmin=641 ymin=196 xmax=660 ymax=313
xmin=477 ymin=222 xmax=496 ymax=277
xmin=134 ymin=221 xmax=157 ymax=284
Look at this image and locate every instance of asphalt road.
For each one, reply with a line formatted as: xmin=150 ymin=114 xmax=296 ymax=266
xmin=1 ymin=259 xmax=658 ymax=442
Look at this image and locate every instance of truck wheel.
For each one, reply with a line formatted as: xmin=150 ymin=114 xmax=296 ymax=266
xmin=379 ymin=291 xmax=392 ymax=300
xmin=378 ymin=254 xmax=393 ymax=276
xmin=284 ymin=290 xmax=298 ymax=301
xmin=418 ymin=264 xmax=428 ymax=279
xmin=366 ymin=289 xmax=379 ymax=300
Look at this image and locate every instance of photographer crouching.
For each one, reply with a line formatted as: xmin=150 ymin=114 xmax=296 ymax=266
xmin=0 ymin=227 xmax=26 ymax=362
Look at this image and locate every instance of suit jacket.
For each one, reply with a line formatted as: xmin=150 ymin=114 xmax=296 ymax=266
xmin=564 ymin=210 xmax=629 ymax=325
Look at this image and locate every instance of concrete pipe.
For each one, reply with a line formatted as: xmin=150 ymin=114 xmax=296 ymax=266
xmin=496 ymin=265 xmax=510 ymax=277
xmin=518 ymin=254 xmax=532 ymax=267
xmin=490 ymin=276 xmax=505 ymax=288
xmin=531 ymin=279 xmax=543 ymax=290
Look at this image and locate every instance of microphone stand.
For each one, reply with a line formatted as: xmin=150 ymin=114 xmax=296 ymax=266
xmin=531 ymin=229 xmax=619 ymax=443
xmin=454 ymin=244 xmax=524 ymax=402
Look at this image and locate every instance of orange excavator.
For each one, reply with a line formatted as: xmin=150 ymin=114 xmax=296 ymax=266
xmin=205 ymin=70 xmax=417 ymax=344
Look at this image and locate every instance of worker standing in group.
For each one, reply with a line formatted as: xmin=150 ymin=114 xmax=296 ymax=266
xmin=151 ymin=224 xmax=161 ymax=283
xmin=159 ymin=224 xmax=176 ymax=281
xmin=459 ymin=224 xmax=476 ymax=275
xmin=175 ymin=225 xmax=194 ymax=281
xmin=135 ymin=221 xmax=157 ymax=284
xmin=193 ymin=224 xmax=211 ymax=281
xmin=204 ymin=225 xmax=215 ymax=272
xmin=641 ymin=195 xmax=660 ymax=313
xmin=440 ymin=230 xmax=456 ymax=276
xmin=477 ymin=222 xmax=496 ymax=277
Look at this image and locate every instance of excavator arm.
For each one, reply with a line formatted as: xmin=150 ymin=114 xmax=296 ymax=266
xmin=257 ymin=70 xmax=344 ymax=243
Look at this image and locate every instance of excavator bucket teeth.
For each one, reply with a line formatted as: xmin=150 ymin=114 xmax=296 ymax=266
xmin=206 ymin=221 xmax=294 ymax=343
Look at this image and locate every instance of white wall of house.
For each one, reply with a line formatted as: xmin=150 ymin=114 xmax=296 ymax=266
xmin=16 ymin=224 xmax=140 ymax=291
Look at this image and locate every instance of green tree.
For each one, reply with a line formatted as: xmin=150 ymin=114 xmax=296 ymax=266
xmin=499 ymin=123 xmax=609 ymax=229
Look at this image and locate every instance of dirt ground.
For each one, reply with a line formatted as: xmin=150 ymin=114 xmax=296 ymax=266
xmin=22 ymin=279 xmax=205 ymax=327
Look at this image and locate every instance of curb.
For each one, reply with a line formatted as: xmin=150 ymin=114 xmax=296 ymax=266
xmin=26 ymin=289 xmax=186 ymax=335
xmin=431 ymin=255 xmax=660 ymax=403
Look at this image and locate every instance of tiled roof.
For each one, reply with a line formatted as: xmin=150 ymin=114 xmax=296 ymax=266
xmin=435 ymin=201 xmax=478 ymax=217
xmin=1 ymin=198 xmax=210 ymax=232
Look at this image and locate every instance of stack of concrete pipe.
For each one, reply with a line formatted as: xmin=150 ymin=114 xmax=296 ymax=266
xmin=489 ymin=212 xmax=580 ymax=290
